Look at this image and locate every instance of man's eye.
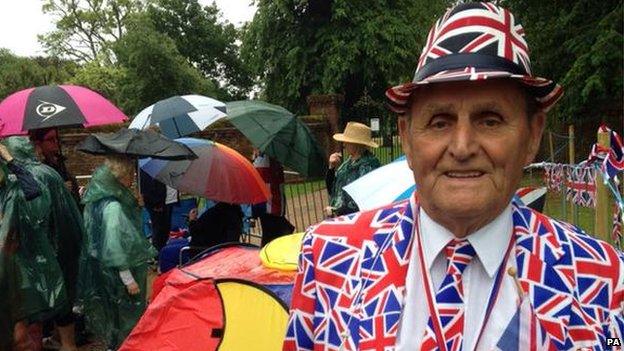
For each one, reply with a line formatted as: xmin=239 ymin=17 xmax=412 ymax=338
xmin=484 ymin=119 xmax=499 ymax=127
xmin=429 ymin=117 xmax=450 ymax=129
xmin=479 ymin=115 xmax=502 ymax=127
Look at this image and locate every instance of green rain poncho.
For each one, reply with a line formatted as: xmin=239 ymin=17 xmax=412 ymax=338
xmin=0 ymin=163 xmax=68 ymax=349
xmin=4 ymin=137 xmax=83 ymax=312
xmin=79 ymin=165 xmax=156 ymax=349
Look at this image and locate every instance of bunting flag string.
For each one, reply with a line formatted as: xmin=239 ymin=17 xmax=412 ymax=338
xmin=565 ymin=165 xmax=596 ymax=208
xmin=528 ymin=125 xmax=623 ymax=245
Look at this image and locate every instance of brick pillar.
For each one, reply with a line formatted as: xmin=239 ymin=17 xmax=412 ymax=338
xmin=306 ymin=94 xmax=344 ymax=152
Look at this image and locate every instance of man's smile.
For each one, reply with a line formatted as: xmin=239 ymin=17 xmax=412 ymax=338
xmin=443 ymin=170 xmax=485 ymax=178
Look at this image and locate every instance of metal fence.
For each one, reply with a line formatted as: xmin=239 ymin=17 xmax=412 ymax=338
xmin=283 ymin=176 xmax=328 ymax=232
xmin=241 ymin=174 xmax=328 ymax=238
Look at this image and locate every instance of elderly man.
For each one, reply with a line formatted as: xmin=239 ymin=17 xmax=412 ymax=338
xmin=284 ymin=3 xmax=623 ymax=350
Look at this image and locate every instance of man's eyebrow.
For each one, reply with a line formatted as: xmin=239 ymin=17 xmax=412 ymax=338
xmin=420 ymin=102 xmax=455 ymax=115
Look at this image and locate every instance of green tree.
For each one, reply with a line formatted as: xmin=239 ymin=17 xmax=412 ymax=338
xmin=504 ymin=0 xmax=623 ymax=125
xmin=70 ymin=59 xmax=127 ymax=108
xmin=39 ymin=0 xmax=143 ymax=63
xmin=113 ymin=14 xmax=218 ymax=115
xmin=0 ymin=49 xmax=77 ymax=99
xmin=241 ymin=0 xmax=452 ymax=117
xmin=147 ymin=0 xmax=253 ymax=100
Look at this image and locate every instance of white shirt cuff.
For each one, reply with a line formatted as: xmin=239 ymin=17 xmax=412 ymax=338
xmin=119 ymin=270 xmax=136 ymax=286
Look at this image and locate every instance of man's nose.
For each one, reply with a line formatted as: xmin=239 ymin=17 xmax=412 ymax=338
xmin=448 ymin=121 xmax=478 ymax=161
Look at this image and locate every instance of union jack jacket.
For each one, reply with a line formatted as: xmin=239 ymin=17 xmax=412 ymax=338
xmin=284 ymin=196 xmax=624 ymax=350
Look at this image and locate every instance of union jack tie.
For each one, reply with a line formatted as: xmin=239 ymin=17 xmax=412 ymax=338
xmin=420 ymin=239 xmax=476 ymax=351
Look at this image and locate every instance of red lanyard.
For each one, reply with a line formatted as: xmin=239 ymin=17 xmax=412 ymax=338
xmin=415 ymin=218 xmax=516 ymax=351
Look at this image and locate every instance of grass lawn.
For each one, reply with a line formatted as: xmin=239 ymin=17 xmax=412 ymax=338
xmin=284 ymin=179 xmax=326 ymax=199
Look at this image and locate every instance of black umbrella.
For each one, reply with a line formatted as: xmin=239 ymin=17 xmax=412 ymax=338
xmin=78 ymin=128 xmax=197 ymax=160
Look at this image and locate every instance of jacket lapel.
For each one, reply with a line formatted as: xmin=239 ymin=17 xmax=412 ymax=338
xmin=353 ymin=196 xmax=417 ymax=350
xmin=512 ymin=204 xmax=581 ymax=349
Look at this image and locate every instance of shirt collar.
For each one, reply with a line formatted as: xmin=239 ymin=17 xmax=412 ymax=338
xmin=419 ymin=203 xmax=513 ymax=278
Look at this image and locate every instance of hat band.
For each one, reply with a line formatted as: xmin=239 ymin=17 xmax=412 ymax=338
xmin=414 ymin=53 xmax=528 ymax=82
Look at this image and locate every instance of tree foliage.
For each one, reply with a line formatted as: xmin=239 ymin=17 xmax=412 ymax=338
xmin=503 ymin=0 xmax=623 ymax=126
xmin=39 ymin=0 xmax=143 ymax=63
xmin=112 ymin=14 xmax=218 ymax=114
xmin=241 ymin=0 xmax=452 ymax=117
xmin=0 ymin=49 xmax=77 ymax=99
xmin=70 ymin=59 xmax=127 ymax=108
xmin=147 ymin=0 xmax=253 ymax=99
xmin=39 ymin=0 xmax=253 ymax=102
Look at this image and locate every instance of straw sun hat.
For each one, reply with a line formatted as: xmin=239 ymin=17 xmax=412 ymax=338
xmin=333 ymin=122 xmax=379 ymax=148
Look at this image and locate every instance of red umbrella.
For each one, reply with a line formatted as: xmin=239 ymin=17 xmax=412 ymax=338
xmin=0 ymin=85 xmax=128 ymax=137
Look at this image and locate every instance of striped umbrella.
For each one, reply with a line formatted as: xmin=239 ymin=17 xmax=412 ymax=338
xmin=129 ymin=95 xmax=227 ymax=138
xmin=139 ymin=138 xmax=269 ymax=204
xmin=0 ymin=85 xmax=127 ymax=137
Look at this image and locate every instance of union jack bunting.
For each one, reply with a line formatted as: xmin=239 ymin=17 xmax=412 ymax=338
xmin=385 ymin=2 xmax=563 ymax=114
xmin=284 ymin=196 xmax=624 ymax=350
xmin=565 ymin=166 xmax=596 ymax=208
xmin=544 ymin=163 xmax=565 ymax=192
xmin=587 ymin=125 xmax=624 ymax=182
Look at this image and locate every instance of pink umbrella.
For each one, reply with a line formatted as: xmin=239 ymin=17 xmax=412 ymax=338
xmin=0 ymin=85 xmax=128 ymax=136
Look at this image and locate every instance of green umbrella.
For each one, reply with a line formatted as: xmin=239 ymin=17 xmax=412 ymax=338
xmin=226 ymin=100 xmax=327 ymax=178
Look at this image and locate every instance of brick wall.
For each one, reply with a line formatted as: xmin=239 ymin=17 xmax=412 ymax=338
xmin=307 ymin=94 xmax=344 ymax=153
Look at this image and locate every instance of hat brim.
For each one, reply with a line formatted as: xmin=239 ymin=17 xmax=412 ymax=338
xmin=385 ymin=68 xmax=563 ymax=114
xmin=333 ymin=134 xmax=379 ymax=148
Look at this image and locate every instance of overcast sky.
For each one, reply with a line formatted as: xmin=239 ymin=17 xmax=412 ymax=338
xmin=0 ymin=0 xmax=257 ymax=57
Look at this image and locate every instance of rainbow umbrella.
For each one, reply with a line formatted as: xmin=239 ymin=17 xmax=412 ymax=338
xmin=139 ymin=138 xmax=269 ymax=204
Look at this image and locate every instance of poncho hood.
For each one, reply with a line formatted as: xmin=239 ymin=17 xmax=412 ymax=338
xmin=82 ymin=165 xmax=137 ymax=208
xmin=3 ymin=137 xmax=38 ymax=164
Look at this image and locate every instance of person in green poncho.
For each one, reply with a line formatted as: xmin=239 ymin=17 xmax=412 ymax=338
xmin=79 ymin=155 xmax=157 ymax=349
xmin=325 ymin=122 xmax=381 ymax=217
xmin=4 ymin=136 xmax=83 ymax=351
xmin=0 ymin=143 xmax=68 ymax=351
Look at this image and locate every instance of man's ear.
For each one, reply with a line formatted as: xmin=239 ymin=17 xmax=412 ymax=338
xmin=397 ymin=116 xmax=414 ymax=170
xmin=525 ymin=111 xmax=546 ymax=165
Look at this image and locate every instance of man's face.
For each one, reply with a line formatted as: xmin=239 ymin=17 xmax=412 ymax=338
xmin=398 ymin=80 xmax=545 ymax=235
xmin=36 ymin=130 xmax=60 ymax=162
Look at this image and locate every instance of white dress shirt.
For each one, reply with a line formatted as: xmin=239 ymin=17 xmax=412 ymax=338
xmin=396 ymin=204 xmax=519 ymax=351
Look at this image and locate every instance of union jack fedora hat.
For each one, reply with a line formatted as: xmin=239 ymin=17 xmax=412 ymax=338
xmin=386 ymin=2 xmax=563 ymax=114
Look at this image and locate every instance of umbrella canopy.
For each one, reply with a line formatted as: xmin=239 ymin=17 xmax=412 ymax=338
xmin=343 ymin=156 xmax=415 ymax=211
xmin=129 ymin=95 xmax=227 ymax=138
xmin=78 ymin=128 xmax=197 ymax=160
xmin=0 ymin=85 xmax=127 ymax=137
xmin=226 ymin=100 xmax=327 ymax=178
xmin=259 ymin=232 xmax=304 ymax=271
xmin=139 ymin=138 xmax=269 ymax=204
